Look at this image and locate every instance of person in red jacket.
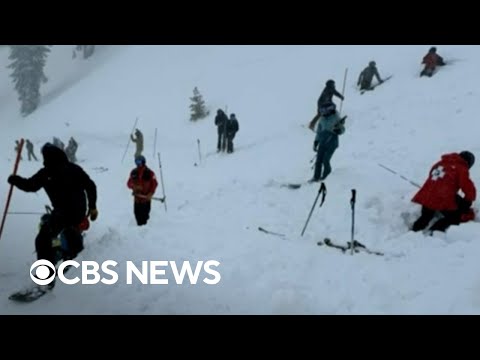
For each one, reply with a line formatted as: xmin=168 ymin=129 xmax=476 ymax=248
xmin=411 ymin=151 xmax=476 ymax=233
xmin=127 ymin=155 xmax=159 ymax=226
xmin=420 ymin=47 xmax=446 ymax=77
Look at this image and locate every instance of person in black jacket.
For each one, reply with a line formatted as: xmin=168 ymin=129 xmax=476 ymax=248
xmin=25 ymin=139 xmax=38 ymax=161
xmin=7 ymin=143 xmax=98 ymax=267
xmin=215 ymin=109 xmax=228 ymax=152
xmin=226 ymin=114 xmax=239 ymax=153
xmin=309 ymin=80 xmax=345 ymax=131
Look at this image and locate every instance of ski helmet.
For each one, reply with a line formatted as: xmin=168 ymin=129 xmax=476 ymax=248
xmin=460 ymin=151 xmax=475 ymax=169
xmin=369 ymin=61 xmax=376 ymax=67
xmin=135 ymin=155 xmax=146 ymax=166
xmin=326 ymin=80 xmax=335 ymax=87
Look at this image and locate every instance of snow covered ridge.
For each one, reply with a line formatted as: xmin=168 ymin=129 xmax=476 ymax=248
xmin=1 ymin=45 xmax=480 ymax=314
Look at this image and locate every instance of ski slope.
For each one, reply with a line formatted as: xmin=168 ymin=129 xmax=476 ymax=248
xmin=1 ymin=45 xmax=480 ymax=314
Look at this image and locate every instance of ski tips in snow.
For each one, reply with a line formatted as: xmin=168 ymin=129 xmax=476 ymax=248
xmin=318 ymin=238 xmax=384 ymax=257
xmin=258 ymin=227 xmax=286 ymax=238
xmin=265 ymin=179 xmax=310 ymax=190
xmin=360 ymin=75 xmax=393 ymax=95
xmin=285 ymin=184 xmax=302 ymax=190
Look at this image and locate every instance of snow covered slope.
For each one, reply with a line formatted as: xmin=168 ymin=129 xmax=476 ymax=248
xmin=1 ymin=45 xmax=479 ymax=314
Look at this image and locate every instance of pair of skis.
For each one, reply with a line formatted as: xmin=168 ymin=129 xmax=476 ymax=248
xmin=317 ymin=238 xmax=384 ymax=256
xmin=258 ymin=227 xmax=384 ymax=256
xmin=359 ymin=75 xmax=393 ymax=95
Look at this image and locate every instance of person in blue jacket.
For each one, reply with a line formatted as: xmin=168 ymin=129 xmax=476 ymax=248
xmin=310 ymin=102 xmax=346 ymax=182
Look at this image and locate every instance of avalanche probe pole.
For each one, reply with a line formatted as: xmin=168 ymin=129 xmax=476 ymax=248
xmin=0 ymin=138 xmax=24 ymax=242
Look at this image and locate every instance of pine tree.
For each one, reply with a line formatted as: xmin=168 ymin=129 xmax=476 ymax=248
xmin=189 ymin=87 xmax=210 ymax=121
xmin=8 ymin=45 xmax=51 ymax=116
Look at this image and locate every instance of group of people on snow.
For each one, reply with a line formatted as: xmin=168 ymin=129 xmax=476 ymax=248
xmin=214 ymin=110 xmax=240 ymax=153
xmin=307 ymin=46 xmax=475 ymax=234
xmin=3 ymin=46 xmax=473 ymax=292
xmin=6 ymin=126 xmax=162 ymax=285
xmin=52 ymin=136 xmax=79 ymax=163
xmin=14 ymin=136 xmax=78 ymax=164
xmin=15 ymin=139 xmax=39 ymax=162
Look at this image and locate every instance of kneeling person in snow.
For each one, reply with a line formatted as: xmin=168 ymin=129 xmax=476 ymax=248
xmin=358 ymin=61 xmax=383 ymax=91
xmin=127 ymin=155 xmax=159 ymax=226
xmin=420 ymin=47 xmax=446 ymax=78
xmin=8 ymin=143 xmax=98 ymax=270
xmin=310 ymin=102 xmax=346 ymax=182
xmin=411 ymin=151 xmax=476 ymax=233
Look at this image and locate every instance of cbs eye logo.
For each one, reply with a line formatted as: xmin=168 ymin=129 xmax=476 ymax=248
xmin=30 ymin=260 xmax=56 ymax=285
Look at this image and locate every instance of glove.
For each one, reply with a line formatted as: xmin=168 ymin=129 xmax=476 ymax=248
xmin=132 ymin=185 xmax=143 ymax=195
xmin=88 ymin=208 xmax=98 ymax=221
xmin=456 ymin=196 xmax=472 ymax=212
xmin=313 ymin=141 xmax=319 ymax=152
xmin=8 ymin=175 xmax=21 ymax=186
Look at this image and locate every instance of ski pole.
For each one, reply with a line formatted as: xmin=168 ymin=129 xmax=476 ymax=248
xmin=378 ymin=163 xmax=421 ymax=188
xmin=7 ymin=212 xmax=44 ymax=215
xmin=301 ymin=182 xmax=327 ymax=237
xmin=197 ymin=139 xmax=202 ymax=165
xmin=121 ymin=117 xmax=139 ymax=163
xmin=0 ymin=138 xmax=24 ymax=242
xmin=157 ymin=152 xmax=168 ymax=212
xmin=350 ymin=189 xmax=356 ymax=255
xmin=258 ymin=227 xmax=286 ymax=238
xmin=153 ymin=128 xmax=158 ymax=158
xmin=133 ymin=194 xmax=166 ymax=203
xmin=339 ymin=68 xmax=348 ymax=115
xmin=223 ymin=109 xmax=228 ymax=152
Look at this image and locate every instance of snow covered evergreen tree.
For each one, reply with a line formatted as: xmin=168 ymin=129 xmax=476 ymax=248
xmin=8 ymin=45 xmax=51 ymax=116
xmin=189 ymin=87 xmax=210 ymax=121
